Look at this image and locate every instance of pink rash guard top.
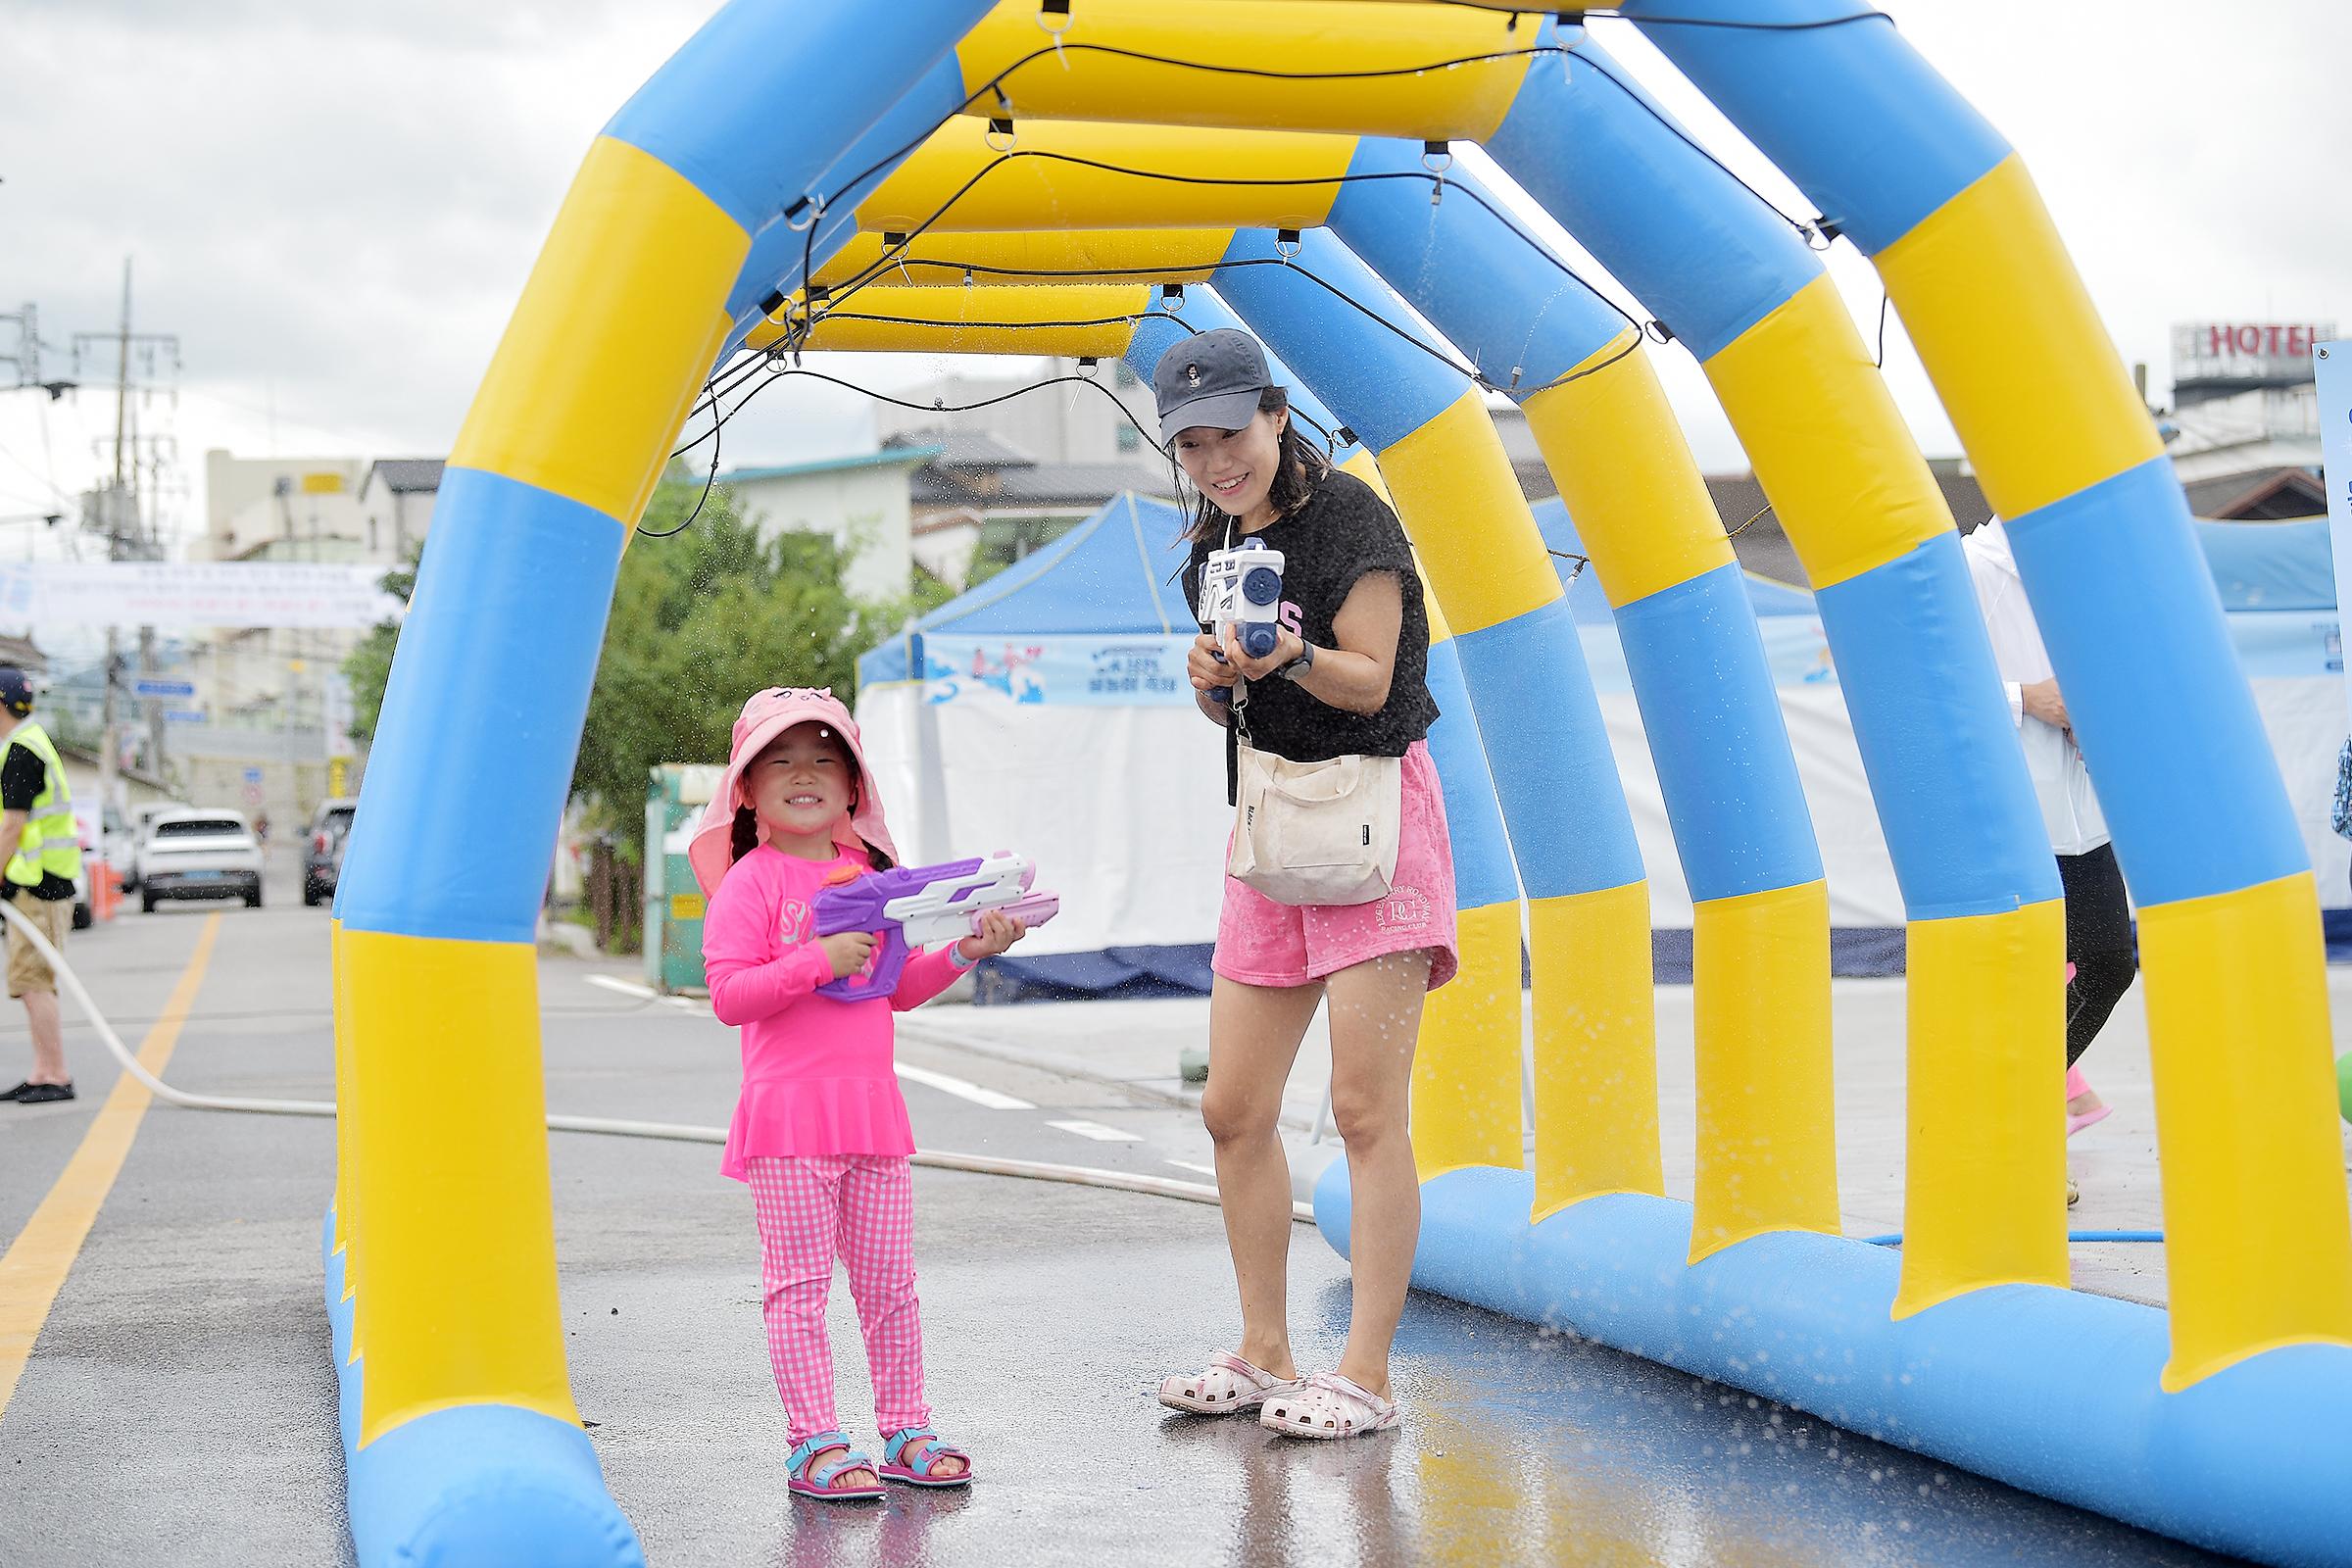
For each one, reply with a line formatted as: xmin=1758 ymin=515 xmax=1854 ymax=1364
xmin=702 ymin=843 xmax=968 ymax=1178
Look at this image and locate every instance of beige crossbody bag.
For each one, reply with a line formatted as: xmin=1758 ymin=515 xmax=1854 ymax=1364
xmin=1225 ymin=676 xmax=1402 ymax=908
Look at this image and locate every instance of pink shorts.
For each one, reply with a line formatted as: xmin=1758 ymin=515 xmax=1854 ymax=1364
xmin=1214 ymin=740 xmax=1458 ymax=992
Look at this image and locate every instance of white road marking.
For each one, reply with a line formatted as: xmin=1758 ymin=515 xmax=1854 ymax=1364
xmin=586 ymin=975 xmax=655 ymax=1000
xmin=1165 ymin=1159 xmax=1218 ymax=1177
xmin=586 ymin=974 xmax=703 ymax=1011
xmin=895 ymin=1063 xmax=1035 ymax=1111
xmin=1048 ymin=1118 xmax=1145 ymax=1144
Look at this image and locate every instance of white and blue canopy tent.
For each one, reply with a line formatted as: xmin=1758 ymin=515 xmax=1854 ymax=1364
xmin=857 ymin=493 xmax=2348 ymax=997
xmin=855 ymin=492 xmax=1227 ymax=997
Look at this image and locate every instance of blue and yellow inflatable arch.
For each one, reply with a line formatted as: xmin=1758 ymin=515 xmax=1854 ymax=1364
xmin=329 ymin=5 xmax=2352 ymax=1564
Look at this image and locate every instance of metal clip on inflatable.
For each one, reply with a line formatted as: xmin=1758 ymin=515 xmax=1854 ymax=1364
xmin=326 ymin=4 xmax=2351 ymax=1564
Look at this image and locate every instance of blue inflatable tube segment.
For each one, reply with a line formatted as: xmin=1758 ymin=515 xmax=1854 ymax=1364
xmin=1423 ymin=638 xmax=1521 ymax=913
xmin=1614 ymin=564 xmax=1823 ymax=902
xmin=1329 ymin=137 xmax=1625 ymax=397
xmin=1316 ymin=1167 xmax=2352 ymax=1568
xmin=1321 ymin=153 xmax=1821 ymax=905
xmin=1211 ymin=227 xmax=1465 ymax=453
xmin=1488 ymin=24 xmax=1818 ymax=363
xmin=334 ymin=469 xmax=624 ymax=945
xmin=1615 ymin=0 xmax=2010 ymax=256
xmin=323 ymin=1206 xmax=360 ymax=1462
xmin=1453 ymin=601 xmax=1646 ymax=902
xmin=606 ymin=0 xmax=994 ymax=237
xmin=322 ymin=1208 xmax=643 ymax=1568
xmin=1812 ymin=533 xmax=2061 ymax=917
xmin=719 ymin=54 xmax=974 ymax=335
xmin=2008 ymin=458 xmax=2310 ymax=904
xmin=1489 ymin=37 xmax=2053 ymax=918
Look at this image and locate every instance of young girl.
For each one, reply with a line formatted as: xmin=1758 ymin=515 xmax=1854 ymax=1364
xmin=690 ymin=687 xmax=1027 ymax=1502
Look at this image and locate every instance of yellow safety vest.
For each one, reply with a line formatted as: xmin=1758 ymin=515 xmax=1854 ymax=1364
xmin=4 ymin=720 xmax=82 ymax=889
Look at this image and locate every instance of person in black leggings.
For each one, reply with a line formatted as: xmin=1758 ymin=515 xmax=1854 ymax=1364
xmin=2058 ymin=842 xmax=2137 ymax=1069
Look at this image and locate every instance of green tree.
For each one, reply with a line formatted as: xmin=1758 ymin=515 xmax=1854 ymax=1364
xmin=341 ymin=551 xmax=418 ymax=750
xmin=342 ymin=476 xmax=946 ymax=861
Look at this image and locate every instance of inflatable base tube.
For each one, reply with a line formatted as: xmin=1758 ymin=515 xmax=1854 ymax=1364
xmin=321 ymin=1204 xmax=644 ymax=1568
xmin=1314 ymin=1166 xmax=2352 ymax=1568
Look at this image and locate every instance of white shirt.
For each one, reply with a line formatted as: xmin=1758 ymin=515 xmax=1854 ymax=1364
xmin=1961 ymin=517 xmax=2109 ymax=856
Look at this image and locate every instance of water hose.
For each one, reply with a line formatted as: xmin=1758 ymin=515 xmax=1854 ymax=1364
xmin=0 ymin=900 xmax=1313 ymax=1222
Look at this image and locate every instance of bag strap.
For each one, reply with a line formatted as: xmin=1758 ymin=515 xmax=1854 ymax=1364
xmin=1218 ymin=514 xmax=1259 ymax=746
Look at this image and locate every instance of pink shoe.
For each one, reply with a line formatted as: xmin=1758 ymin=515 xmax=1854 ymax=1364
xmin=2066 ymin=1063 xmax=2111 ymax=1138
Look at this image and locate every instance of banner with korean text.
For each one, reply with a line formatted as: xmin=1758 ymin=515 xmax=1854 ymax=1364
xmin=920 ymin=633 xmax=1194 ymax=706
xmin=0 ymin=562 xmax=403 ymax=629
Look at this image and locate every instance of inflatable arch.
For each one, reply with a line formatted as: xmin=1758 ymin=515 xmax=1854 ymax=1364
xmin=325 ymin=5 xmax=2352 ymax=1564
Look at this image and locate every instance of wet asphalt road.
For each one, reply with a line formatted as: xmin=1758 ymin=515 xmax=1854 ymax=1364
xmin=0 ymin=853 xmax=2242 ymax=1566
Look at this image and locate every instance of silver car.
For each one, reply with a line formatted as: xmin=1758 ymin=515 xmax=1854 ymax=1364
xmin=137 ymin=809 xmax=266 ymax=911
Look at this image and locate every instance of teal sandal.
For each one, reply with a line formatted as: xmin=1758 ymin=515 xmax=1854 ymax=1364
xmin=787 ymin=1431 xmax=886 ymax=1501
xmin=879 ymin=1425 xmax=973 ymax=1489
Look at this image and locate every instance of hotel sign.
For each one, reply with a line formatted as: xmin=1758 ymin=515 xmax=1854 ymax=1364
xmin=2174 ymin=320 xmax=2334 ymax=383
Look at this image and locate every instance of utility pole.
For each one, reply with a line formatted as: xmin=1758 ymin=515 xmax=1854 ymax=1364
xmin=72 ymin=260 xmax=179 ymax=811
xmin=0 ymin=305 xmax=75 ymax=400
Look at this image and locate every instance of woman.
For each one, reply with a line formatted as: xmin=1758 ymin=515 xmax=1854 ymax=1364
xmin=1150 ymin=328 xmax=1457 ymax=1440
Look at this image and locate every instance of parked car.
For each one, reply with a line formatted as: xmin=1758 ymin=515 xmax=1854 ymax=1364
xmin=122 ymin=801 xmax=181 ymax=893
xmin=302 ymin=797 xmax=359 ymax=907
xmin=137 ymin=809 xmax=265 ymax=911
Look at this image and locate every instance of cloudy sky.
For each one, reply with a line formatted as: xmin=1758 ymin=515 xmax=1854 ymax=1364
xmin=3 ymin=1 xmax=2346 ymax=563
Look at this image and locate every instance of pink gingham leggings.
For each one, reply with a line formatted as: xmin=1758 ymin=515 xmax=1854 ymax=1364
xmin=747 ymin=1153 xmax=929 ymax=1445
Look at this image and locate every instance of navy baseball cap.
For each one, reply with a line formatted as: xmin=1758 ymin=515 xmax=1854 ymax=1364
xmin=1152 ymin=329 xmax=1275 ymax=447
xmin=0 ymin=668 xmax=31 ymax=717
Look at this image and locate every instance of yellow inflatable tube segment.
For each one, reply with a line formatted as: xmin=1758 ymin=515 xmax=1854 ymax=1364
xmin=813 ymin=228 xmax=1234 ymax=291
xmin=954 ymin=1 xmax=1536 ymax=142
xmin=1345 ymin=451 xmax=1526 ymax=1178
xmin=345 ymin=930 xmax=577 ymax=1446
xmin=857 ymin=120 xmax=1356 ymax=236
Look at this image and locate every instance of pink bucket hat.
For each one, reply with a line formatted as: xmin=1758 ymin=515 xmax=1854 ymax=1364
xmin=687 ymin=687 xmax=898 ymax=897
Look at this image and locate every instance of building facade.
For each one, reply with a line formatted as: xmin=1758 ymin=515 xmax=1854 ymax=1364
xmin=716 ymin=446 xmax=935 ymax=604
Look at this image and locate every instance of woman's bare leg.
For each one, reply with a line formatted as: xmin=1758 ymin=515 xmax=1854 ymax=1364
xmin=1322 ymin=949 xmax=1431 ymax=1398
xmin=1200 ymin=974 xmax=1324 ymax=1379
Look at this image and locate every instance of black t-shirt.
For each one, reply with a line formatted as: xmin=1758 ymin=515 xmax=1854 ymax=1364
xmin=0 ymin=743 xmax=74 ymax=901
xmin=1181 ymin=467 xmax=1440 ymax=804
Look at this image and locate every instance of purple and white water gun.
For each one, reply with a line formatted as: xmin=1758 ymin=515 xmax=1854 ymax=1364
xmin=813 ymin=851 xmax=1059 ymax=1002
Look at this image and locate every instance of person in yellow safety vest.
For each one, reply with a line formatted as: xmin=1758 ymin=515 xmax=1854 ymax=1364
xmin=0 ymin=667 xmax=81 ymax=1104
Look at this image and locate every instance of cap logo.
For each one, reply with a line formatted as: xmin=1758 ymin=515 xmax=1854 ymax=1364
xmin=1184 ymin=364 xmax=1201 ymax=388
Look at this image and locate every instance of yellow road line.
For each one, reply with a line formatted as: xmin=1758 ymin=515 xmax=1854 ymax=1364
xmin=0 ymin=912 xmax=222 ymax=1422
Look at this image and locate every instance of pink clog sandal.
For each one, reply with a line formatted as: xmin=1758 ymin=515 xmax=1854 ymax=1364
xmin=1259 ymin=1371 xmax=1400 ymax=1440
xmin=1158 ymin=1350 xmax=1302 ymax=1415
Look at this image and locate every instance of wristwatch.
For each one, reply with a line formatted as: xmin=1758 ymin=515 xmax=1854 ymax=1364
xmin=1277 ymin=641 xmax=1316 ymax=682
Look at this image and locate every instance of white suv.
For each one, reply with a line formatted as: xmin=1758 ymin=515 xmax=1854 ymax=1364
xmin=137 ymin=809 xmax=266 ymax=911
